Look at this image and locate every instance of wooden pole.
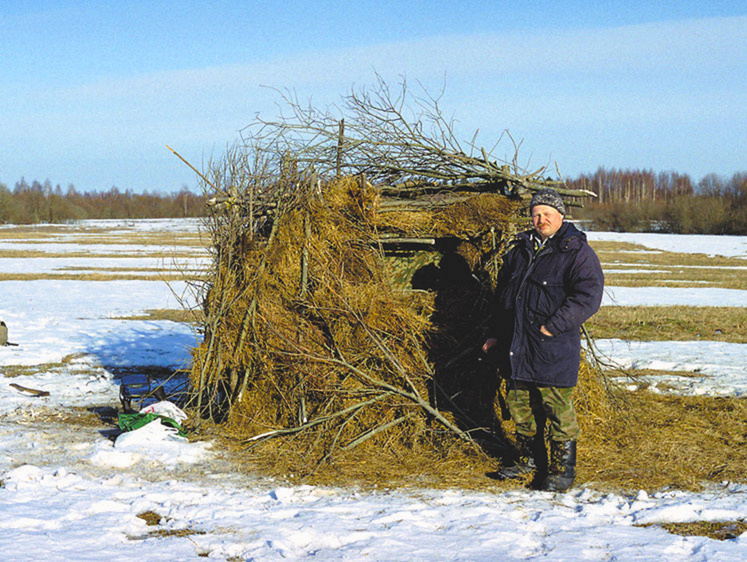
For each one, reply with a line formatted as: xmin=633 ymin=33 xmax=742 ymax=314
xmin=336 ymin=119 xmax=345 ymax=178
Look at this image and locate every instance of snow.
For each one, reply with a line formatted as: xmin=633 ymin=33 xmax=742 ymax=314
xmin=2 ymin=453 xmax=746 ymax=560
xmin=0 ymin=220 xmax=745 ymax=560
xmin=97 ymin=420 xmax=210 ymax=468
xmin=604 ymin=264 xmax=747 ymax=270
xmin=0 ymin=217 xmax=204 ymax=234
xmin=602 ymin=286 xmax=747 ymax=307
xmin=0 ymin=280 xmax=197 ymax=369
xmin=584 ymin=231 xmax=747 ymax=259
xmin=593 ymin=339 xmax=747 ymax=396
xmin=0 ymin=241 xmax=205 ymax=256
xmin=0 ymin=256 xmax=208 ymax=275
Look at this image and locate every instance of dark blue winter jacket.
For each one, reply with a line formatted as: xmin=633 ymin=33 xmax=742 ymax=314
xmin=492 ymin=221 xmax=604 ymax=387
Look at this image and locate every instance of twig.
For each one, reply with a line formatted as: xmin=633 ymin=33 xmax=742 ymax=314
xmin=166 ymin=145 xmax=218 ymax=191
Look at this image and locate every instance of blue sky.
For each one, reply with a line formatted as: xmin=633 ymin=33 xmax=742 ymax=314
xmin=1 ymin=1 xmax=745 ymax=193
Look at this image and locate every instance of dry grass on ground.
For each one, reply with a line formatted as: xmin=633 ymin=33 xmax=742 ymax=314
xmin=0 ymin=225 xmax=207 ymax=248
xmin=2 ymin=354 xmax=90 ymax=378
xmin=190 ymin=389 xmax=747 ymax=494
xmin=607 ymin=368 xmax=713 ymax=394
xmin=134 ymin=510 xmax=206 ymax=539
xmin=587 ymin=306 xmax=747 ymax=343
xmin=231 ymin=430 xmax=500 ymax=491
xmin=116 ymin=308 xmax=202 ymax=323
xmin=11 ymin=405 xmax=118 ymax=427
xmin=636 ymin=520 xmax=747 ymax=541
xmin=581 ymin=391 xmax=747 ymax=491
xmin=589 ymin=241 xmax=746 ymax=290
xmin=589 ymin=241 xmax=744 ymax=267
xmin=603 ymin=269 xmax=746 ymax=290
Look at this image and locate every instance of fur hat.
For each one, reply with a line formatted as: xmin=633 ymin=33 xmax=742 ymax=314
xmin=530 ymin=188 xmax=566 ymax=215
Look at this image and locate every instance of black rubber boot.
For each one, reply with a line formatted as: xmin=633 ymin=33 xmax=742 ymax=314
xmin=540 ymin=440 xmax=576 ymax=492
xmin=496 ymin=433 xmax=537 ymax=480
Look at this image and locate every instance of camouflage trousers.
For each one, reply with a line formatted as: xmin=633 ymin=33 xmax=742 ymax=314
xmin=505 ymin=381 xmax=580 ymax=441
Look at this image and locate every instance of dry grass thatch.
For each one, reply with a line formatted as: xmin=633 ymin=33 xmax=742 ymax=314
xmin=182 ymin=81 xmax=745 ymax=491
xmin=192 ymin=177 xmax=499 ymax=447
xmin=187 ymin=168 xmax=617 ymax=480
xmin=188 ymin=170 xmax=747 ymax=492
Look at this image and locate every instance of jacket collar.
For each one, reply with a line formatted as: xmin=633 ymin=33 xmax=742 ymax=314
xmin=517 ymin=221 xmax=586 ymax=249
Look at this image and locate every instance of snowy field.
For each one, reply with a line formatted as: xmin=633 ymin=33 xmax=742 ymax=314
xmin=585 ymin=230 xmax=747 ymax=397
xmin=584 ymin=230 xmax=747 ymax=259
xmin=0 ymin=220 xmax=745 ymax=560
xmin=601 ymin=286 xmax=746 ymax=307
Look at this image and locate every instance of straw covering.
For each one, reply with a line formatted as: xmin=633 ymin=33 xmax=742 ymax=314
xmin=188 ymin=80 xmax=612 ymax=478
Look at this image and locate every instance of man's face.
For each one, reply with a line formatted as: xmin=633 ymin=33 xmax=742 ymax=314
xmin=531 ymin=205 xmax=564 ymax=240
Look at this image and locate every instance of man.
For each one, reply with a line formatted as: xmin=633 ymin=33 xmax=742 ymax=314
xmin=483 ymin=188 xmax=604 ymax=491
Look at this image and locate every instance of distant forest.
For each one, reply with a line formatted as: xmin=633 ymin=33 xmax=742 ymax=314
xmin=0 ymin=179 xmax=206 ymax=224
xmin=568 ymin=168 xmax=746 ymax=235
xmin=1 ymin=169 xmax=745 ymax=234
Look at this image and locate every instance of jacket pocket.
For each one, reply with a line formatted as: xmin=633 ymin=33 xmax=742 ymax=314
xmin=526 ymin=276 xmax=565 ymax=319
xmin=527 ymin=326 xmax=567 ymax=363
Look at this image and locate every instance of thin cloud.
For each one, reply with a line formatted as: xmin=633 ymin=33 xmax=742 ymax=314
xmin=46 ymin=15 xmax=746 ymax=103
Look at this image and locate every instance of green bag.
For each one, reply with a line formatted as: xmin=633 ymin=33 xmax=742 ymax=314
xmin=117 ymin=412 xmax=187 ymax=437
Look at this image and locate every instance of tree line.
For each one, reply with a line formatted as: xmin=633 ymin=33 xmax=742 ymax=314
xmin=0 ymin=179 xmax=207 ymax=224
xmin=1 ymin=169 xmax=745 ymax=234
xmin=567 ymin=168 xmax=747 ymax=235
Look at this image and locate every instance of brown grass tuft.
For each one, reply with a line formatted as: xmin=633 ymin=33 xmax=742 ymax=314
xmin=636 ymin=520 xmax=747 ymax=541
